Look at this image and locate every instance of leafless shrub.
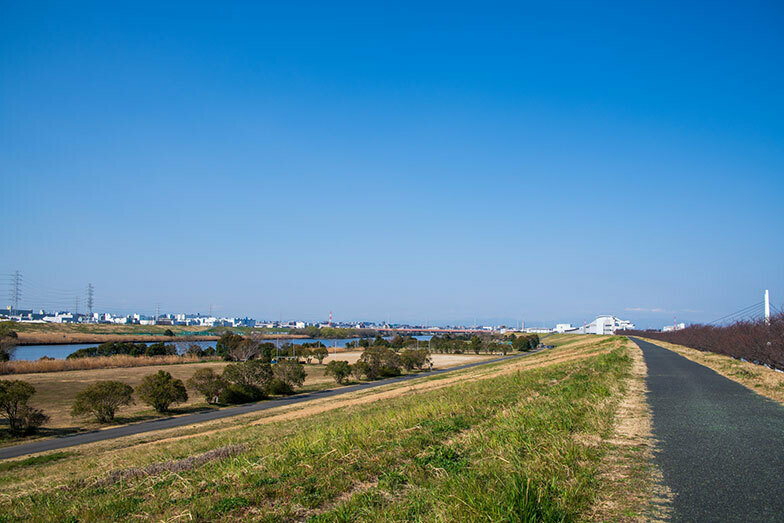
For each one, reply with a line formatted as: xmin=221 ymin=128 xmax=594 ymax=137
xmin=627 ymin=313 xmax=784 ymax=370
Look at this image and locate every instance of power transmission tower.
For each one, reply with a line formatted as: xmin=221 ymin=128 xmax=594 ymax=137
xmin=9 ymin=270 xmax=21 ymax=311
xmin=74 ymin=296 xmax=79 ymax=315
xmin=155 ymin=303 xmax=161 ymax=323
xmin=87 ymin=283 xmax=94 ymax=320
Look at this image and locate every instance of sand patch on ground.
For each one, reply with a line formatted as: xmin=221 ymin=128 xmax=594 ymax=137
xmin=321 ymin=351 xmax=495 ymax=366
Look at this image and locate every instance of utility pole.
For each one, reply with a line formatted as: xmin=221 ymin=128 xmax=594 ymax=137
xmin=765 ymin=289 xmax=771 ymax=325
xmin=87 ymin=283 xmax=94 ymax=320
xmin=9 ymin=270 xmax=21 ymax=311
xmin=276 ymin=310 xmax=280 ymax=362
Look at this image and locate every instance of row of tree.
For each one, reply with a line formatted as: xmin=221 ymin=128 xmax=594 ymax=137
xmin=287 ymin=326 xmax=380 ymax=339
xmin=188 ymin=359 xmax=307 ymax=404
xmin=67 ymin=341 xmax=180 ymax=359
xmin=0 ymin=357 xmax=312 ymax=435
xmin=325 ymin=347 xmax=432 ymax=384
xmin=425 ymin=333 xmax=540 ymax=354
xmin=626 ymin=313 xmax=784 ymax=370
xmin=215 ymin=332 xmax=330 ymax=362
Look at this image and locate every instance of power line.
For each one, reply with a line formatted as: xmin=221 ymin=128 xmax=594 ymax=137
xmin=708 ymin=302 xmax=764 ymax=325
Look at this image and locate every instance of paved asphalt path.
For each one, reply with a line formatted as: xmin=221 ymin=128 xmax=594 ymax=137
xmin=0 ymin=351 xmax=537 ymax=461
xmin=632 ymin=338 xmax=784 ymax=522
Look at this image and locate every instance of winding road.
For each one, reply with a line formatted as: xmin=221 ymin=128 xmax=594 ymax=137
xmin=0 ymin=351 xmax=535 ymax=461
xmin=633 ymin=338 xmax=784 ymax=521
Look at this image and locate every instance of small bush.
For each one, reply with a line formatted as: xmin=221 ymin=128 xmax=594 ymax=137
xmin=0 ymin=380 xmax=48 ymax=434
xmin=358 ymin=347 xmax=401 ymax=379
xmin=267 ymin=378 xmax=293 ymax=396
xmin=71 ymin=381 xmax=134 ymax=423
xmin=223 ymin=360 xmax=273 ymax=390
xmin=187 ymin=368 xmax=226 ymax=403
xmin=325 ymin=360 xmax=351 ymax=384
xmin=271 ymin=359 xmax=306 ymax=394
xmin=400 ymin=349 xmax=431 ymax=371
xmin=135 ymin=371 xmax=188 ymax=412
xmin=218 ymin=383 xmax=266 ymax=404
xmin=351 ymin=361 xmax=369 ymax=381
xmin=312 ymin=347 xmax=329 ymax=364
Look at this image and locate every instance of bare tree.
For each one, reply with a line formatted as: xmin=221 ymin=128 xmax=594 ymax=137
xmin=229 ymin=339 xmax=261 ymax=362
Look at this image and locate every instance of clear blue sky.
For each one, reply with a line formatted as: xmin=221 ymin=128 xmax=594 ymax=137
xmin=2 ymin=1 xmax=783 ymax=328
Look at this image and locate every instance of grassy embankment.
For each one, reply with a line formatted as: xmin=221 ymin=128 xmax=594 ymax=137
xmin=0 ymin=335 xmax=657 ymax=521
xmin=639 ymin=337 xmax=784 ymax=406
xmin=0 ymin=353 xmax=493 ymax=441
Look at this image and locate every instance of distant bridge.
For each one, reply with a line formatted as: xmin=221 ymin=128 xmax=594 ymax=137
xmin=375 ymin=328 xmax=491 ymax=335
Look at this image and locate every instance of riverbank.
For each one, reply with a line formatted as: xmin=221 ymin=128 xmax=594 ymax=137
xmin=14 ymin=331 xmax=307 ymax=346
xmin=15 ymin=332 xmax=219 ymax=345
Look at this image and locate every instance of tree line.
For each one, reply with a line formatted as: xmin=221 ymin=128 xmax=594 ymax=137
xmin=625 ymin=313 xmax=784 ymax=370
xmin=0 ymin=357 xmax=311 ymax=436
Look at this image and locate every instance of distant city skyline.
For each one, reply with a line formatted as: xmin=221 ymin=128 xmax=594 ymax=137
xmin=2 ymin=3 xmax=783 ymax=330
xmin=2 ymin=272 xmax=776 ymax=330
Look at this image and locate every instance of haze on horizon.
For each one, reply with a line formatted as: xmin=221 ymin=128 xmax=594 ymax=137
xmin=2 ymin=2 xmax=783 ymax=329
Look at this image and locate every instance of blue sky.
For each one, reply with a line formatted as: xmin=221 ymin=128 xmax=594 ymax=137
xmin=1 ymin=1 xmax=783 ymax=328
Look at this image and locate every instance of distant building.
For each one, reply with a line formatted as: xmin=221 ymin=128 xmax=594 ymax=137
xmin=570 ymin=315 xmax=635 ymax=335
xmin=554 ymin=323 xmax=573 ymax=333
xmin=525 ymin=327 xmax=552 ymax=334
xmin=662 ymin=323 xmax=686 ymax=332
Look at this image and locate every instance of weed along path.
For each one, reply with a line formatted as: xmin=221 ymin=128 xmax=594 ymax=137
xmin=0 ymin=352 xmax=537 ymax=461
xmin=632 ymin=338 xmax=784 ymax=521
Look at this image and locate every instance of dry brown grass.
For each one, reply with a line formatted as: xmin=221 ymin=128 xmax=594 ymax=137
xmin=0 ymin=354 xmax=209 ymax=375
xmin=0 ymin=353 xmax=492 ymax=433
xmin=97 ymin=339 xmax=622 ymax=453
xmin=589 ymin=339 xmax=672 ymax=521
xmin=640 ymin=337 xmax=784 ymax=406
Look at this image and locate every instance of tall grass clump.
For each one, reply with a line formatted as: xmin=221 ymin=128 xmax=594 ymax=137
xmin=0 ymin=354 xmax=210 ymax=375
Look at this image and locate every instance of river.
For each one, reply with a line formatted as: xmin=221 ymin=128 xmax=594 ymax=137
xmin=9 ymin=336 xmax=433 ymax=361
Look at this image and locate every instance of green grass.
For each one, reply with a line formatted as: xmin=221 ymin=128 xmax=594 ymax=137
xmin=0 ymin=346 xmax=632 ymax=521
xmin=0 ymin=451 xmax=75 ymax=473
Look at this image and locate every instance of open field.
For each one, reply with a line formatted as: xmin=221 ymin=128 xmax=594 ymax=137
xmin=1 ymin=352 xmax=494 ymax=437
xmin=0 ymin=335 xmax=657 ymax=521
xmin=637 ymin=336 xmax=784 ymax=406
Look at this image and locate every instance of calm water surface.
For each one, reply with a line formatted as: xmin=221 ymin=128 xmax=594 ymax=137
xmin=10 ymin=336 xmax=432 ymax=361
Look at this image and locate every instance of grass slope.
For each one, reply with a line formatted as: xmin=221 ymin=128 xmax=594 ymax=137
xmin=0 ymin=337 xmax=638 ymax=522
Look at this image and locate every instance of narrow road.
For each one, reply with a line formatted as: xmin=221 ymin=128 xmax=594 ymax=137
xmin=632 ymin=338 xmax=784 ymax=521
xmin=0 ymin=351 xmax=535 ymax=461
